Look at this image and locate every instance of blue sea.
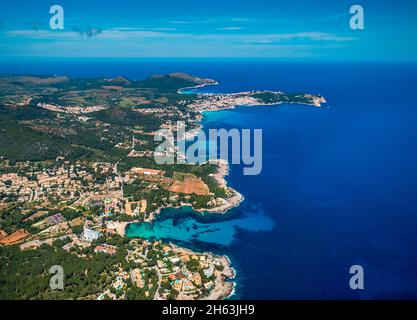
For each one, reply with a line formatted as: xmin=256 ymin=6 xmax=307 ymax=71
xmin=2 ymin=59 xmax=417 ymax=299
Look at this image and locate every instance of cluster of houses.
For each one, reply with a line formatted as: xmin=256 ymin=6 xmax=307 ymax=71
xmin=0 ymin=163 xmax=94 ymax=203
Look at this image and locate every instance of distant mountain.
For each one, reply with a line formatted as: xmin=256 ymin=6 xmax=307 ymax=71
xmin=138 ymin=73 xmax=216 ymax=92
xmin=5 ymin=75 xmax=69 ymax=86
xmin=107 ymin=76 xmax=131 ymax=85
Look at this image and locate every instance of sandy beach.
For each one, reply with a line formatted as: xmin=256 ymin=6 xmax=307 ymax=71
xmin=106 ymin=221 xmax=130 ymax=236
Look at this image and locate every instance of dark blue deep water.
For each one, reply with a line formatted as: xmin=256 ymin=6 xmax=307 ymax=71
xmin=2 ymin=59 xmax=417 ymax=299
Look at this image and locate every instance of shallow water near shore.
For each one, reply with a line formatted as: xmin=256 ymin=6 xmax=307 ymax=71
xmin=126 ymin=203 xmax=275 ymax=246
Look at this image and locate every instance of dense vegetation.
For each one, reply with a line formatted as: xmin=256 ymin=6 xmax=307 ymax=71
xmin=0 ymin=241 xmax=127 ymax=299
xmin=0 ymin=120 xmax=86 ymax=163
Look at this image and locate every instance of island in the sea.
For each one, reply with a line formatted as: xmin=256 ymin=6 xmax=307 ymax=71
xmin=0 ymin=73 xmax=325 ymax=300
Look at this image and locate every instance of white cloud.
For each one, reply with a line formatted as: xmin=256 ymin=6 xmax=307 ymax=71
xmin=217 ymin=27 xmax=245 ymax=31
xmin=5 ymin=29 xmax=186 ymax=40
xmin=2 ymin=28 xmax=357 ymax=58
xmin=231 ymin=18 xmax=252 ymax=22
xmin=6 ymin=28 xmax=355 ymax=43
xmin=249 ymin=32 xmax=357 ymax=43
xmin=169 ymin=19 xmax=217 ymax=25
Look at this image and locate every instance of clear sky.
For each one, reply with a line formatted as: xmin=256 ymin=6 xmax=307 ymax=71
xmin=0 ymin=0 xmax=416 ymax=61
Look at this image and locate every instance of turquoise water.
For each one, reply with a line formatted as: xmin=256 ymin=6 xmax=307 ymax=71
xmin=126 ymin=204 xmax=274 ymax=246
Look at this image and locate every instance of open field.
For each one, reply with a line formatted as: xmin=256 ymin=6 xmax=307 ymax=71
xmin=167 ymin=172 xmax=210 ymax=196
xmin=0 ymin=229 xmax=29 ymax=245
